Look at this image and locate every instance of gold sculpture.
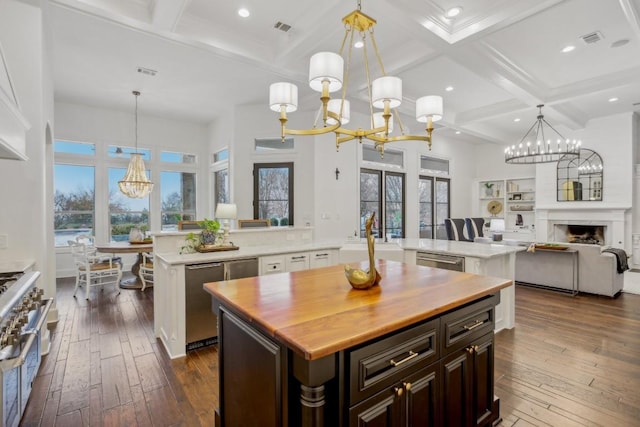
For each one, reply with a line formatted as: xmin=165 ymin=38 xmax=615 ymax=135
xmin=345 ymin=212 xmax=381 ymax=290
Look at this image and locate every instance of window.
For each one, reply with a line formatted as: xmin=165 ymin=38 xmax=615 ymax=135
xmin=108 ymin=145 xmax=151 ymax=160
xmin=161 ymin=171 xmax=196 ymax=230
xmin=213 ymin=148 xmax=229 ymax=163
xmin=255 ymin=137 xmax=294 ymax=151
xmin=360 ymin=169 xmax=405 ymax=238
xmin=215 ymin=169 xmax=229 ymax=204
xmin=362 ymin=144 xmax=404 ymax=167
xmin=419 ymin=175 xmax=450 ymax=239
xmin=54 ymin=164 xmax=95 ymax=246
xmin=54 ymin=140 xmax=95 ymax=156
xmin=161 ymin=151 xmax=196 ymax=164
xmin=108 ymin=167 xmax=150 ymax=241
xmin=254 ymin=162 xmax=293 ymax=226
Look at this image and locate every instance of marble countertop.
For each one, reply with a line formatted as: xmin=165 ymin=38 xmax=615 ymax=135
xmin=0 ymin=259 xmax=35 ymax=274
xmin=156 ymin=238 xmax=526 ymax=265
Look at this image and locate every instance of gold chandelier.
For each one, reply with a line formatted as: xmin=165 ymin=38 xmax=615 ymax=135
xmin=269 ymin=1 xmax=443 ymax=156
xmin=118 ymin=90 xmax=154 ymax=198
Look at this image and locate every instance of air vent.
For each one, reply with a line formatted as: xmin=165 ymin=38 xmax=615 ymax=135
xmin=274 ymin=21 xmax=292 ymax=32
xmin=580 ymin=31 xmax=604 ymax=44
xmin=137 ymin=67 xmax=157 ymax=76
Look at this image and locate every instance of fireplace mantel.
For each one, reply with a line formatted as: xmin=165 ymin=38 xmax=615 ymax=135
xmin=536 ymin=207 xmax=629 ymax=248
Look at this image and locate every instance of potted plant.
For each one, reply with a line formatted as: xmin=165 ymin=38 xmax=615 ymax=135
xmin=198 ymin=218 xmax=221 ymax=247
xmin=484 ymin=182 xmax=494 ymax=197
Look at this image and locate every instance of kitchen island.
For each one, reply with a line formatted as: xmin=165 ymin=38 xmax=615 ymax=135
xmin=204 ymin=259 xmax=512 ymax=427
xmin=154 ymin=231 xmax=523 ymax=359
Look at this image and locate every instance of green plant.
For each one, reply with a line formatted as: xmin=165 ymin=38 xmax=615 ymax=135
xmin=180 ymin=232 xmax=199 ymax=254
xmin=198 ymin=218 xmax=220 ymax=232
xmin=484 ymin=182 xmax=494 ymax=189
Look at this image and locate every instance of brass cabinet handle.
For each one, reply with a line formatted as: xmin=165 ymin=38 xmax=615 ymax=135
xmin=463 ymin=320 xmax=483 ymax=331
xmin=394 ymin=386 xmax=403 ymax=397
xmin=404 ymin=382 xmax=412 ymax=392
xmin=389 ymin=350 xmax=419 ymax=367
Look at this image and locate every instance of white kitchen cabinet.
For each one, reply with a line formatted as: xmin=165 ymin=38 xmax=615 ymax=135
xmin=309 ymin=250 xmax=336 ymax=269
xmin=260 ymin=255 xmax=285 ymax=275
xmin=285 ymin=253 xmax=310 ymax=272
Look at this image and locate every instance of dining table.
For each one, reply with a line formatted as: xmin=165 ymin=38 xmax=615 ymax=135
xmin=96 ymin=241 xmax=153 ymax=289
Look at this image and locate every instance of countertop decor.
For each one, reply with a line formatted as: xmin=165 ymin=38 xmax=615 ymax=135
xmin=344 ymin=212 xmax=380 ymax=289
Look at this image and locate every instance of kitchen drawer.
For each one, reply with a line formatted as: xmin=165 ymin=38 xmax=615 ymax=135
xmin=441 ymin=294 xmax=498 ymax=355
xmin=348 ymin=319 xmax=439 ymax=404
xmin=260 ymin=255 xmax=285 ymax=275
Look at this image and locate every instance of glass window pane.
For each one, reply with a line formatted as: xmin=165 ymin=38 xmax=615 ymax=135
xmin=215 ymin=169 xmax=229 ymax=204
xmin=360 ymin=170 xmax=381 ymax=237
xmin=214 ymin=149 xmax=229 ymax=162
xmin=385 ymin=173 xmax=404 ymax=238
xmin=419 ymin=177 xmax=433 ymax=238
xmin=108 ymin=145 xmax=151 ymax=160
xmin=161 ymin=171 xmax=196 ymax=231
xmin=255 ymin=138 xmax=294 ymax=151
xmin=54 ymin=164 xmax=95 ymax=246
xmin=254 ymin=163 xmax=292 ymax=226
xmin=54 ymin=140 xmax=95 ymax=156
xmin=420 ymin=156 xmax=449 ymax=175
xmin=362 ymin=145 xmax=404 ymax=167
xmin=435 ymin=178 xmax=450 ymax=240
xmin=161 ymin=151 xmax=196 ymax=164
xmin=108 ymin=168 xmax=150 ymax=241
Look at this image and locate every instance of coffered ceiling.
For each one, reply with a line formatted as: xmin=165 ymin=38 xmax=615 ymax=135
xmin=49 ymin=0 xmax=640 ymax=146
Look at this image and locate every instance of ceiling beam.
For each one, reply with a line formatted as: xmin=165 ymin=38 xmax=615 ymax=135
xmin=151 ymin=0 xmax=189 ymax=32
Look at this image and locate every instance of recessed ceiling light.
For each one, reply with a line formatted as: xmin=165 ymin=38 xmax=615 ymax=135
xmin=354 ymin=41 xmax=364 ymax=49
xmin=561 ymin=45 xmax=575 ymax=53
xmin=446 ymin=6 xmax=462 ymax=18
xmin=445 ymin=86 xmax=454 ymax=92
xmin=514 ymin=118 xmax=521 ymax=122
xmin=609 ymin=97 xmax=618 ymax=102
xmin=238 ymin=8 xmax=250 ymax=18
xmin=455 ymin=131 xmax=461 ymax=135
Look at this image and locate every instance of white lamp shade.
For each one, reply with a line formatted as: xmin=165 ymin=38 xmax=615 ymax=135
xmin=373 ymin=112 xmax=393 ymax=133
xmin=327 ymin=99 xmax=350 ymax=125
xmin=215 ymin=203 xmax=237 ymax=220
xmin=416 ymin=95 xmax=443 ymax=122
xmin=372 ymin=76 xmax=402 ymax=109
xmin=489 ymin=218 xmax=505 ymax=232
xmin=309 ymin=52 xmax=343 ymax=93
xmin=269 ymin=82 xmax=298 ymax=112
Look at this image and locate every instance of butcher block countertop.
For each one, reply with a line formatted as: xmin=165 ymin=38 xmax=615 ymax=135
xmin=203 ymin=260 xmax=512 ymax=360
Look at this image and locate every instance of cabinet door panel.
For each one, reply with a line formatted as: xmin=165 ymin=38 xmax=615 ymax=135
xmin=406 ymin=363 xmax=440 ymax=427
xmin=442 ymin=351 xmax=472 ymax=427
xmin=349 ymin=389 xmax=401 ymax=427
xmin=473 ymin=334 xmax=499 ymax=427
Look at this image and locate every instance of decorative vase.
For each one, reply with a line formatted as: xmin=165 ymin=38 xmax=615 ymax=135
xmin=485 ymin=187 xmax=493 ymax=197
xmin=200 ymin=230 xmax=217 ymax=247
xmin=129 ymin=227 xmax=144 ymax=242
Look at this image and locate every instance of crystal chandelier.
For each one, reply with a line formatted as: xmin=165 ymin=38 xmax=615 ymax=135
xmin=119 ymin=91 xmax=154 ymax=198
xmin=505 ymin=104 xmax=581 ymax=164
xmin=269 ymin=1 xmax=443 ymax=156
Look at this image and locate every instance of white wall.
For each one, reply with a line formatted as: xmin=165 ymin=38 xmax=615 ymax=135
xmin=0 ymin=1 xmax=55 ymax=299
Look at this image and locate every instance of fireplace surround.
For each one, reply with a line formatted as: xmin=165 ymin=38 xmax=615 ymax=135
xmin=555 ymin=224 xmax=605 ymax=245
xmin=538 ymin=208 xmax=628 ymax=249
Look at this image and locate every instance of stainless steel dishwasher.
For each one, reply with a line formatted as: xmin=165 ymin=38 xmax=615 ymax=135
xmin=185 ymin=258 xmax=259 ymax=351
xmin=416 ymin=251 xmax=465 ymax=272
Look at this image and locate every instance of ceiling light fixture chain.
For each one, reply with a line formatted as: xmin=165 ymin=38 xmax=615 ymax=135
xmin=118 ymin=90 xmax=154 ymax=198
xmin=504 ymin=104 xmax=581 ymax=164
xmin=268 ymin=1 xmax=443 ymax=157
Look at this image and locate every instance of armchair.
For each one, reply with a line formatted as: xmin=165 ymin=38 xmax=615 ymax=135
xmin=68 ymin=240 xmax=122 ymax=300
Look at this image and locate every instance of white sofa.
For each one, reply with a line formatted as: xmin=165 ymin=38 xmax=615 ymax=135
xmin=515 ymin=243 xmax=624 ymax=297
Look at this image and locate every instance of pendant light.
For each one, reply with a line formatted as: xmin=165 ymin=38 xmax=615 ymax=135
xmin=118 ymin=90 xmax=154 ymax=198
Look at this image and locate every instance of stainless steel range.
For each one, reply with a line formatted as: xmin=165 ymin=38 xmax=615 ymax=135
xmin=0 ymin=269 xmax=52 ymax=427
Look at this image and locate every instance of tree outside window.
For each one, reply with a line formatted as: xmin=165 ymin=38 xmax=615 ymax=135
xmin=254 ymin=163 xmax=293 ymax=226
xmin=161 ymin=171 xmax=196 ymax=230
xmin=53 ymin=164 xmax=95 ymax=246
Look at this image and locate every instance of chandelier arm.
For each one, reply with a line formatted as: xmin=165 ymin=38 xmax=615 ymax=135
xmin=361 ymin=33 xmax=375 ymax=128
xmin=338 ymin=24 xmax=356 ymax=122
xmin=369 ymin=29 xmax=386 ymax=76
xmin=540 ymin=118 xmax=566 ymax=140
xmin=518 ymin=119 xmax=540 ymax=145
xmin=281 ymin=111 xmax=342 ymax=136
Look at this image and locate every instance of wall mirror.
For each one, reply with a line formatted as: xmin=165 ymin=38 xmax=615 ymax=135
xmin=556 ymin=148 xmax=603 ymax=201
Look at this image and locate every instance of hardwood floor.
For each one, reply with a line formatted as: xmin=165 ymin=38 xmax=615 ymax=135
xmin=20 ymin=278 xmax=640 ymax=426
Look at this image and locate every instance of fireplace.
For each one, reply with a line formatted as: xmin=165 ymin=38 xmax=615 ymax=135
xmin=554 ymin=224 xmax=605 ymax=245
xmin=539 ymin=208 xmax=626 ymax=249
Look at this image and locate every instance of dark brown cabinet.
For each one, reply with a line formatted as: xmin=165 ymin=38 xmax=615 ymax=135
xmin=349 ymin=362 xmax=440 ymax=426
xmin=442 ymin=333 xmax=498 ymax=427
